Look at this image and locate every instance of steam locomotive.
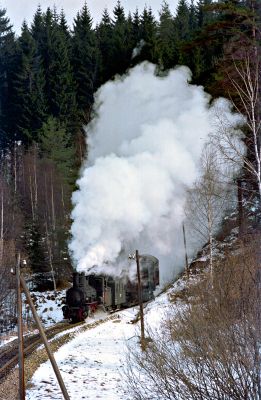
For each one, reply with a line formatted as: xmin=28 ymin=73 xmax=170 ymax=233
xmin=62 ymin=255 xmax=159 ymax=323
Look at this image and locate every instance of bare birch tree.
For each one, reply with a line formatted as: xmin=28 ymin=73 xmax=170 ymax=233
xmin=213 ymin=47 xmax=261 ymax=204
xmin=185 ymin=143 xmax=232 ymax=282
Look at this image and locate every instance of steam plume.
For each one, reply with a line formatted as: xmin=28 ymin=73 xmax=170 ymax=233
xmin=69 ymin=63 xmax=242 ymax=282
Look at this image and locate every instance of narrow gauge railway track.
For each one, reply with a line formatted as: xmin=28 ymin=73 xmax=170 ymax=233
xmin=0 ymin=313 xmax=119 ymax=383
xmin=0 ymin=321 xmax=83 ymax=382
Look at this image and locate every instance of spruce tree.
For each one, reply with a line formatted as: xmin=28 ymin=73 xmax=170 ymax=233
xmin=196 ymin=0 xmax=214 ymax=28
xmin=157 ymin=1 xmax=178 ymax=69
xmin=39 ymin=116 xmax=75 ymax=186
xmin=13 ymin=22 xmax=46 ymax=144
xmin=47 ymin=24 xmax=76 ymax=127
xmin=72 ymin=3 xmax=98 ymax=123
xmin=174 ymin=0 xmax=191 ymax=67
xmin=111 ymin=1 xmax=133 ymax=75
xmin=131 ymin=8 xmax=141 ymax=47
xmin=96 ymin=8 xmax=114 ymax=84
xmin=189 ymin=0 xmax=198 ymax=33
xmin=175 ymin=0 xmax=190 ymax=42
xmin=138 ymin=7 xmax=158 ymax=63
xmin=31 ymin=7 xmax=76 ymax=134
xmin=30 ymin=6 xmax=45 ymax=52
xmin=208 ymin=0 xmax=261 ymax=95
xmin=0 ymin=8 xmax=17 ymax=146
xmin=59 ymin=9 xmax=71 ymax=48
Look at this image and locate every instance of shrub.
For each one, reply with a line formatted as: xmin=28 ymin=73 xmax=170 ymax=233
xmin=125 ymin=236 xmax=261 ymax=400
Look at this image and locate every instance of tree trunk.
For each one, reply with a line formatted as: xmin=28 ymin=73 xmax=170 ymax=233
xmin=0 ymin=189 xmax=4 ymax=265
xmin=45 ymin=221 xmax=56 ymax=292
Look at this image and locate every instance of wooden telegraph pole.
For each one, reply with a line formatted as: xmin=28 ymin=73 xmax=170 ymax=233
xmin=182 ymin=223 xmax=189 ymax=279
xmin=13 ymin=254 xmax=70 ymax=400
xmin=237 ymin=178 xmax=244 ymax=236
xmin=16 ymin=253 xmax=25 ymax=400
xmin=135 ymin=250 xmax=145 ymax=351
xmin=20 ymin=275 xmax=70 ymax=400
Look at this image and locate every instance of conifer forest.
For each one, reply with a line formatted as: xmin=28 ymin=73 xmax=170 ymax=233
xmin=0 ymin=0 xmax=260 ymax=305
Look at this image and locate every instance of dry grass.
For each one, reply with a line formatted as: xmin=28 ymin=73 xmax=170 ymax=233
xmin=125 ymin=234 xmax=261 ymax=400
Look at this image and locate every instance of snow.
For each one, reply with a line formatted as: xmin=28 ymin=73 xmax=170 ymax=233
xmin=26 ymin=312 xmax=136 ymax=399
xmin=0 ymin=290 xmax=65 ymax=349
xmin=26 ymin=292 xmax=172 ymax=400
xmin=25 ymin=290 xmax=66 ymax=328
xmin=0 ymin=334 xmax=17 ymax=347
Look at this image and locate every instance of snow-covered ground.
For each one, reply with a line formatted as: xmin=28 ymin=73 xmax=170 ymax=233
xmin=27 ymin=290 xmax=66 ymax=327
xmin=0 ymin=334 xmax=17 ymax=348
xmin=25 ymin=288 xmax=179 ymax=400
xmin=0 ymin=290 xmax=66 ymax=348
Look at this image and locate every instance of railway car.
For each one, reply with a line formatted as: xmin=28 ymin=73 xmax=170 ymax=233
xmin=87 ymin=275 xmax=126 ymax=310
xmin=63 ymin=255 xmax=159 ymax=322
xmin=126 ymin=254 xmax=160 ymax=304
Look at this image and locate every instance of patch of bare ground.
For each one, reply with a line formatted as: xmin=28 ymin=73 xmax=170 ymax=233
xmin=0 ymin=369 xmax=18 ymax=400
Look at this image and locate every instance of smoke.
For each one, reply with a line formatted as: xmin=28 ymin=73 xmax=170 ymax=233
xmin=132 ymin=39 xmax=146 ymax=59
xmin=69 ymin=62 xmax=243 ymax=283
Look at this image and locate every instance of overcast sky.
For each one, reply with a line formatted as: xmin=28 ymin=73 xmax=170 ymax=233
xmin=1 ymin=1 xmax=179 ymax=34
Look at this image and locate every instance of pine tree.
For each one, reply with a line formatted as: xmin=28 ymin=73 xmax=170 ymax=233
xmin=0 ymin=8 xmax=17 ymax=146
xmin=47 ymin=24 xmax=76 ymax=127
xmin=96 ymin=8 xmax=114 ymax=84
xmin=113 ymin=0 xmax=125 ymax=24
xmin=110 ymin=1 xmax=133 ymax=75
xmin=131 ymin=8 xmax=141 ymax=46
xmin=39 ymin=116 xmax=75 ymax=186
xmin=157 ymin=1 xmax=177 ymax=69
xmin=174 ymin=0 xmax=191 ymax=66
xmin=196 ymin=0 xmax=214 ymax=28
xmin=31 ymin=6 xmax=77 ymax=134
xmin=177 ymin=0 xmax=219 ymax=82
xmin=138 ymin=6 xmax=158 ymax=63
xmin=72 ymin=3 xmax=99 ymax=123
xmin=41 ymin=8 xmax=55 ymax=109
xmin=13 ymin=22 xmax=46 ymax=144
xmin=30 ymin=6 xmax=45 ymax=51
xmin=210 ymin=0 xmax=261 ymax=94
xmin=189 ymin=0 xmax=198 ymax=33
xmin=59 ymin=9 xmax=71 ymax=47
xmin=26 ymin=223 xmax=46 ymax=273
xmin=175 ymin=0 xmax=190 ymax=42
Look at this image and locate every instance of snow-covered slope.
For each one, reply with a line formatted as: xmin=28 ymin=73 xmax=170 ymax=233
xmin=26 ymin=289 xmax=176 ymax=400
xmin=28 ymin=290 xmax=65 ymax=327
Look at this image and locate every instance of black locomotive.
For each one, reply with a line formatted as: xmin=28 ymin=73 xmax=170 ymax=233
xmin=62 ymin=255 xmax=159 ymax=322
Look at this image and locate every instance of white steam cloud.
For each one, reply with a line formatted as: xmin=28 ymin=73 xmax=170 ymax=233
xmin=69 ymin=62 xmax=242 ymax=283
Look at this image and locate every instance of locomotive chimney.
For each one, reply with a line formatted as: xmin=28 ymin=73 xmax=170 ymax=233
xmin=73 ymin=272 xmax=79 ymax=288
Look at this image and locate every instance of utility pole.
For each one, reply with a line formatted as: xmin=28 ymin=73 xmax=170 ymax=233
xmin=182 ymin=223 xmax=189 ymax=279
xmin=136 ymin=250 xmax=145 ymax=351
xmin=237 ymin=178 xmax=244 ymax=236
xmin=20 ymin=275 xmax=70 ymax=400
xmin=16 ymin=253 xmax=25 ymax=400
